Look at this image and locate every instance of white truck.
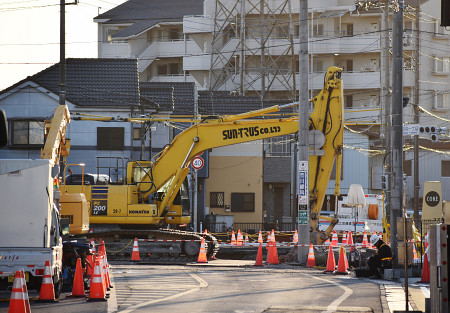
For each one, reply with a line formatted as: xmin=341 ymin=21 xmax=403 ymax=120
xmin=0 ymin=159 xmax=64 ymax=297
xmin=319 ymin=194 xmax=385 ymax=234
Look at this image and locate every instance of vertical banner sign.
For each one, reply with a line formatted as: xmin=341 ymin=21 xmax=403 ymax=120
xmin=298 ymin=161 xmax=308 ymax=225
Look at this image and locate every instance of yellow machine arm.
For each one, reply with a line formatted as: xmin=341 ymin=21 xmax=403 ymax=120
xmin=134 ymin=67 xmax=344 ymax=242
xmin=41 ymin=105 xmax=71 ymax=166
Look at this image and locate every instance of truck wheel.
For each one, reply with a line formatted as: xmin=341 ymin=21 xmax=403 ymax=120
xmin=53 ymin=271 xmax=63 ymax=299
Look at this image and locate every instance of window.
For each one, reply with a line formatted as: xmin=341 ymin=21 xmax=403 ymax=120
xmin=404 ymin=159 xmax=412 ymax=176
xmin=11 ymin=120 xmax=44 ymax=146
xmin=313 ymin=59 xmax=323 ymax=72
xmin=231 ymin=193 xmax=255 ymax=212
xmin=442 ymin=160 xmax=450 ymax=177
xmin=210 ymin=192 xmax=225 ymax=208
xmin=265 ymin=135 xmax=292 ymax=157
xmin=169 ymin=63 xmax=181 ymax=75
xmin=97 ymin=127 xmax=124 ymax=150
xmin=433 ymin=57 xmax=450 ymax=73
xmin=313 ymin=24 xmax=324 ymax=37
xmin=134 ymin=127 xmax=143 ymax=140
xmin=433 ymin=92 xmax=450 ymax=110
xmin=404 ymin=56 xmax=413 ymax=70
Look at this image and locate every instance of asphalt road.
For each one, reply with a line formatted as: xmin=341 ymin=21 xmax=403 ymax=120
xmin=0 ymin=261 xmax=427 ymax=313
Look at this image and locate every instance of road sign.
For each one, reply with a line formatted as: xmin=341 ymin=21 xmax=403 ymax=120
xmin=298 ymin=161 xmax=308 ymax=205
xmin=298 ymin=210 xmax=308 ymax=225
xmin=403 ymin=123 xmax=420 ymax=136
xmin=192 ymin=157 xmax=204 ymax=170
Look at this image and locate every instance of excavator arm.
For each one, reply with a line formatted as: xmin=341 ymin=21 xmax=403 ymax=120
xmin=41 ymin=105 xmax=71 ymax=167
xmin=135 ymin=67 xmax=344 ymax=242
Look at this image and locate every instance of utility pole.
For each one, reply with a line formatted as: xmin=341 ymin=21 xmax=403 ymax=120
xmin=413 ymin=5 xmax=420 ymax=219
xmin=59 ymin=0 xmax=66 ymax=108
xmin=381 ymin=1 xmax=391 ymax=223
xmin=390 ymin=0 xmax=404 ymax=267
xmin=297 ymin=0 xmax=310 ymax=265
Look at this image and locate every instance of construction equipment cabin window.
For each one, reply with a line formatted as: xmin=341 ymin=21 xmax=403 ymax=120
xmin=97 ymin=127 xmax=124 ymax=150
xmin=10 ymin=120 xmax=44 ymax=147
xmin=210 ymin=192 xmax=225 ymax=208
xmin=231 ymin=193 xmax=255 ymax=212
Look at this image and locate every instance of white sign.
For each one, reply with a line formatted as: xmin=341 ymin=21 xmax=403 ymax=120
xmin=298 ymin=161 xmax=308 ymax=205
xmin=403 ymin=124 xmax=420 ymax=136
xmin=192 ymin=157 xmax=204 ymax=170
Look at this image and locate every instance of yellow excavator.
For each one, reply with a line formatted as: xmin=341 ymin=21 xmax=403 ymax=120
xmin=64 ymin=66 xmax=344 ymax=260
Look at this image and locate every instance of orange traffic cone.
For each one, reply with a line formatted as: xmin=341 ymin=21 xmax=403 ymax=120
xmin=254 ymin=243 xmax=263 ymax=266
xmin=204 ymin=229 xmax=208 ymax=234
xmin=88 ymin=260 xmax=107 ymax=301
xmin=99 ymin=238 xmax=106 ymax=255
xmin=268 ymin=241 xmax=279 ymax=265
xmin=271 ymin=229 xmax=275 ymax=242
xmin=419 ymin=251 xmax=430 ymax=283
xmin=334 ymin=246 xmax=349 ymax=275
xmin=266 ymin=241 xmax=272 ymax=264
xmin=237 ymin=230 xmax=243 ymax=246
xmin=8 ymin=271 xmax=27 ymax=313
xmin=244 ymin=235 xmax=249 ymax=245
xmin=342 ymin=232 xmax=347 ymax=245
xmin=347 ymin=231 xmax=354 ymax=246
xmin=292 ymin=230 xmax=298 ymax=243
xmin=412 ymin=240 xmax=419 ymax=263
xmin=131 ymin=238 xmax=140 ymax=261
xmin=331 ymin=231 xmax=338 ymax=247
xmin=257 ymin=230 xmax=263 ymax=243
xmin=324 ymin=245 xmax=336 ymax=273
xmin=362 ymin=231 xmax=368 ymax=248
xmin=69 ymin=258 xmax=85 ymax=297
xmin=39 ymin=260 xmax=56 ymax=301
xmin=197 ymin=238 xmax=208 ymax=263
xmin=86 ymin=254 xmax=94 ymax=277
xmin=230 ymin=231 xmax=236 ymax=245
xmin=20 ymin=271 xmax=31 ymax=313
xmin=306 ymin=243 xmax=315 ymax=267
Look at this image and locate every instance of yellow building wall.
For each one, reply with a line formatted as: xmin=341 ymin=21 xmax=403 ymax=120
xmin=206 ymin=155 xmax=263 ymax=223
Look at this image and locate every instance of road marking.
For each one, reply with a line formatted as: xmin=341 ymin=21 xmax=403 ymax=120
xmin=304 ymin=274 xmax=353 ymax=313
xmin=107 ymin=273 xmax=118 ymax=313
xmin=384 ymin=285 xmax=412 ymax=312
xmin=113 ymin=271 xmax=207 ymax=313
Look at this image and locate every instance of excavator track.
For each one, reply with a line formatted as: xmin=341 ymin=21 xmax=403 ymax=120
xmin=80 ymin=228 xmax=219 ymax=264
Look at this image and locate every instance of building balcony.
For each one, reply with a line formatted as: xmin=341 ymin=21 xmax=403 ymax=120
xmin=138 ymin=40 xmax=204 ymax=72
xmin=99 ymin=42 xmax=131 ymax=58
xmin=149 ymin=74 xmax=197 ymax=83
xmin=308 ymin=35 xmax=380 ymax=55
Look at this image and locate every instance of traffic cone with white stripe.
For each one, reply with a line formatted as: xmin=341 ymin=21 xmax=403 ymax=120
xmin=342 ymin=232 xmax=347 ymax=245
xmin=21 ymin=271 xmax=30 ymax=313
xmin=362 ymin=231 xmax=369 ymax=248
xmin=324 ymin=245 xmax=336 ymax=273
xmin=292 ymin=230 xmax=298 ymax=244
xmin=88 ymin=260 xmax=107 ymax=301
xmin=244 ymin=234 xmax=249 ymax=245
xmin=237 ymin=230 xmax=243 ymax=246
xmin=90 ymin=238 xmax=96 ymax=253
xmin=271 ymin=229 xmax=275 ymax=242
xmin=257 ymin=230 xmax=263 ymax=243
xmin=347 ymin=231 xmax=354 ymax=246
xmin=38 ymin=260 xmax=56 ymax=301
xmin=331 ymin=231 xmax=338 ymax=247
xmin=99 ymin=238 xmax=106 ymax=255
xmin=8 ymin=271 xmax=27 ymax=313
xmin=197 ymin=238 xmax=208 ymax=263
xmin=306 ymin=243 xmax=315 ymax=267
xmin=230 ymin=231 xmax=236 ymax=245
xmin=131 ymin=237 xmax=140 ymax=261
xmin=334 ymin=246 xmax=349 ymax=275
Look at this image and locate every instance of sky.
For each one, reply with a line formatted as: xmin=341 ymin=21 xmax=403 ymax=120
xmin=0 ymin=0 xmax=127 ymax=91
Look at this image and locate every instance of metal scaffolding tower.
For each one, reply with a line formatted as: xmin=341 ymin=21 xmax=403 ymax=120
xmin=209 ymin=0 xmax=297 ymax=100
